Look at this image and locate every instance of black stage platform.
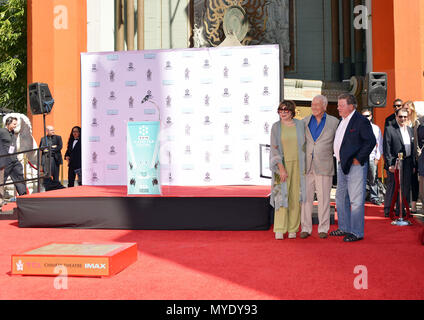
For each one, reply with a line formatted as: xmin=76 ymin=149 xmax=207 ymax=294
xmin=16 ymin=186 xmax=272 ymax=230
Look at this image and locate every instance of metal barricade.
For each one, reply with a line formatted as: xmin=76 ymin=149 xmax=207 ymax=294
xmin=0 ymin=146 xmax=51 ymax=194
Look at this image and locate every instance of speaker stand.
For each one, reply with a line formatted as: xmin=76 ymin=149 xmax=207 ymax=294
xmin=38 ymin=113 xmax=50 ymax=193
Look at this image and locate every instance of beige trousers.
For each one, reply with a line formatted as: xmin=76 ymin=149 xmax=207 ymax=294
xmin=274 ymin=160 xmax=301 ymax=234
xmin=300 ymin=170 xmax=333 ymax=234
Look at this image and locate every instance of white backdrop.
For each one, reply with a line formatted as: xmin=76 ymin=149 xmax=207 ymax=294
xmin=81 ymin=45 xmax=279 ymax=186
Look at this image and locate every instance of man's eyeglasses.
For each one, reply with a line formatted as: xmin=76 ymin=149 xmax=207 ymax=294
xmin=394 ymin=104 xmax=402 ymax=108
xmin=397 ymin=115 xmax=408 ymax=119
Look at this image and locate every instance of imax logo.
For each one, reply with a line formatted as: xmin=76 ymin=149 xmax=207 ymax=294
xmin=85 ymin=263 xmax=106 ymax=270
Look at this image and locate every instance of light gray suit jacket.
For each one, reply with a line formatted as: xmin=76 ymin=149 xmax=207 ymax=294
xmin=303 ymin=113 xmax=339 ymax=176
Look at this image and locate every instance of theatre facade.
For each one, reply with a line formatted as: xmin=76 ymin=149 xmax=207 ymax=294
xmin=27 ymin=0 xmax=424 ymax=147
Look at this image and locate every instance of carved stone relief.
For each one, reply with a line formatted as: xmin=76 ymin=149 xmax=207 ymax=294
xmin=192 ymin=0 xmax=291 ymax=66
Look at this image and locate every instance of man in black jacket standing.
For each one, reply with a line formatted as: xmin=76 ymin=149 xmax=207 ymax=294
xmin=0 ymin=122 xmax=8 ymax=207
xmin=383 ymin=107 xmax=415 ymax=217
xmin=39 ymin=125 xmax=63 ymax=182
xmin=331 ymin=94 xmax=376 ymax=242
xmin=383 ymin=98 xmax=404 ymax=216
xmin=0 ymin=117 xmax=27 ymax=203
xmin=384 ymin=98 xmax=403 ymax=128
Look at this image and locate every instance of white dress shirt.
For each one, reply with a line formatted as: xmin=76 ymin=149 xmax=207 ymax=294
xmin=399 ymin=125 xmax=411 ymax=157
xmin=333 ymin=110 xmax=356 ymax=163
xmin=369 ymin=123 xmax=383 ymax=161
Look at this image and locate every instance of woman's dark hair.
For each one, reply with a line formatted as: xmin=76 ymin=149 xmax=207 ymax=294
xmin=278 ymin=100 xmax=296 ymax=118
xmin=67 ymin=126 xmax=81 ymax=149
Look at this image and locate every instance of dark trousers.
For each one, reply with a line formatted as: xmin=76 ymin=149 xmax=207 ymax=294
xmin=68 ymin=167 xmax=82 ymax=187
xmin=384 ymin=157 xmax=413 ymax=216
xmin=411 ymin=170 xmax=419 ymax=203
xmin=0 ymin=168 xmax=4 ymax=204
xmin=384 ymin=169 xmax=394 ymax=215
xmin=51 ymin=163 xmax=60 ymax=182
xmin=367 ymin=159 xmax=379 ymax=202
xmin=43 ymin=159 xmax=60 ymax=182
xmin=4 ymin=161 xmax=27 ymax=195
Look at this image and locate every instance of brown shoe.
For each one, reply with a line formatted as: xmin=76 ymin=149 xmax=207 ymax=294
xmin=319 ymin=232 xmax=328 ymax=239
xmin=300 ymin=232 xmax=310 ymax=239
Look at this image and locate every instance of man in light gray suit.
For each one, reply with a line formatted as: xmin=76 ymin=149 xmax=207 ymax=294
xmin=300 ymin=95 xmax=339 ymax=239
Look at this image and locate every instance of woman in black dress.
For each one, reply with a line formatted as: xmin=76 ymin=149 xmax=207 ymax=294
xmin=64 ymin=126 xmax=82 ymax=187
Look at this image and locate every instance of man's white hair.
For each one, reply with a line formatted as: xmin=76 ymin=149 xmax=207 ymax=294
xmin=313 ymin=95 xmax=328 ymax=109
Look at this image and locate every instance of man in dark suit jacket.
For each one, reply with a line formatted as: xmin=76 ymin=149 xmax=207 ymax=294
xmin=0 ymin=117 xmax=27 ymax=202
xmin=383 ymin=99 xmax=404 ymax=217
xmin=39 ymin=125 xmax=63 ymax=182
xmin=0 ymin=120 xmax=9 ymax=207
xmin=384 ymin=98 xmax=403 ymax=128
xmin=383 ymin=108 xmax=415 ymax=217
xmin=331 ymin=94 xmax=376 ymax=242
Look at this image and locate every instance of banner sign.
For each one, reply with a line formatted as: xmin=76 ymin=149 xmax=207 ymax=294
xmin=81 ymin=45 xmax=280 ymax=186
xmin=127 ymin=121 xmax=161 ymax=195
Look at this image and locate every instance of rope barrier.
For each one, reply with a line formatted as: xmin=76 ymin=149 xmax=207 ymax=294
xmin=27 ymin=160 xmax=38 ymax=171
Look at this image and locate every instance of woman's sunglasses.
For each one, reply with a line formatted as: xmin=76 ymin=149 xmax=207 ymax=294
xmin=278 ymin=108 xmax=290 ymax=113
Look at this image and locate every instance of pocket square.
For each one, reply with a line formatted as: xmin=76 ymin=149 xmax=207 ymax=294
xmin=349 ymin=128 xmax=356 ymax=132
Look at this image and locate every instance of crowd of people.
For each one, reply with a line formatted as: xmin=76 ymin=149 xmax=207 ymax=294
xmin=270 ymin=94 xmax=422 ymax=242
xmin=1 ymin=94 xmax=421 ymax=236
xmin=0 ymin=123 xmax=82 ymax=206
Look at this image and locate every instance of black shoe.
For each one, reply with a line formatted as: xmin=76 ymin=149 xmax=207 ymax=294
xmin=343 ymin=234 xmax=363 ymax=242
xmin=329 ymin=229 xmax=347 ymax=236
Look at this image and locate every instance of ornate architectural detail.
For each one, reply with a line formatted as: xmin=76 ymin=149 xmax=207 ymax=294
xmin=242 ymin=0 xmax=267 ymax=45
xmin=193 ymin=0 xmax=291 ymax=65
xmin=203 ymin=0 xmax=239 ymax=47
xmin=193 ymin=23 xmax=210 ymax=48
xmin=262 ymin=0 xmax=291 ymax=66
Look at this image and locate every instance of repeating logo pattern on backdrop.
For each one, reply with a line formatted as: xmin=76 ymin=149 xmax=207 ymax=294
xmin=81 ymin=45 xmax=279 ymax=186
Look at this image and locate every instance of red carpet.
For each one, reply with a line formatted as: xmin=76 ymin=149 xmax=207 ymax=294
xmin=0 ymin=204 xmax=423 ymax=300
xmin=1 ymin=202 xmax=16 ymax=212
